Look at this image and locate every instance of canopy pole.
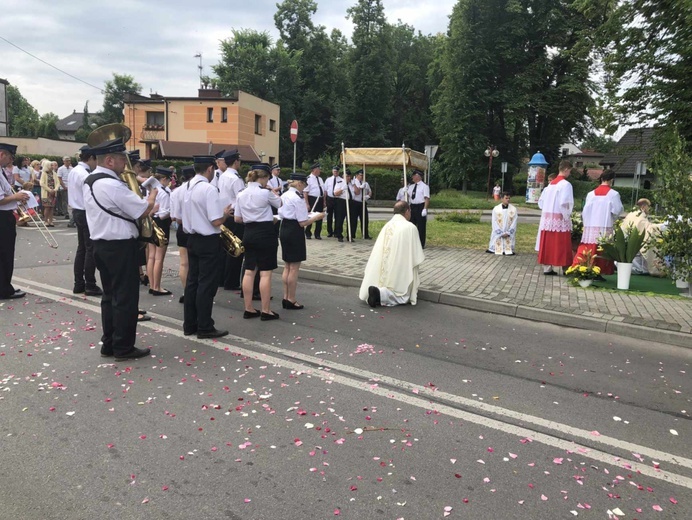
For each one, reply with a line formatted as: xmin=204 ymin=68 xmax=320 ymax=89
xmin=342 ymin=142 xmax=352 ymax=242
xmin=402 ymin=143 xmax=409 ymax=203
xmin=361 ymin=164 xmax=366 ymax=239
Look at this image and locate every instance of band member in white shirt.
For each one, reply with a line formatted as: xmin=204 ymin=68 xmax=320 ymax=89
xmin=278 ymin=173 xmax=324 ymax=310
xmin=182 ymin=155 xmax=232 ymax=339
xmin=407 ymin=170 xmax=430 ymax=248
xmin=147 ymin=166 xmax=174 ymax=296
xmin=235 ymin=164 xmax=282 ymax=320
xmin=170 ymin=165 xmax=195 ymax=303
xmin=353 ymin=169 xmax=372 ymax=239
xmin=334 ymin=169 xmax=359 ymax=242
xmin=83 ymin=137 xmax=158 ymax=361
xmin=218 ymin=149 xmax=246 ymax=290
xmin=68 ymin=145 xmax=101 ymax=295
xmin=303 ymin=162 xmax=325 ymax=239
xmin=0 ymin=143 xmax=30 ymax=300
xmin=324 ymin=165 xmax=341 ymax=237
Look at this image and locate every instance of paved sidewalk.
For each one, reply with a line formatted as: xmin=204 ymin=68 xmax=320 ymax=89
xmin=292 ymin=238 xmax=692 ymax=349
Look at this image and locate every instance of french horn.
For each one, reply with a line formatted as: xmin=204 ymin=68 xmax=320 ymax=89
xmin=219 ymin=225 xmax=244 ymax=257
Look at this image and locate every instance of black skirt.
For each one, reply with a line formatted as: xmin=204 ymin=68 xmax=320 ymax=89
xmin=243 ymin=221 xmax=278 ymax=271
xmin=153 ymin=216 xmax=171 ymax=242
xmin=176 ymin=224 xmax=189 ymax=248
xmin=279 ymin=219 xmax=306 ymax=263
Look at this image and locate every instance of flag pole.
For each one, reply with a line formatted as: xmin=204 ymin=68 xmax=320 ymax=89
xmin=341 ymin=142 xmax=352 ymax=242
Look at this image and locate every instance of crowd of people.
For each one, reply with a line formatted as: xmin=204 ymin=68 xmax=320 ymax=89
xmin=10 ymin=141 xmax=663 ymax=362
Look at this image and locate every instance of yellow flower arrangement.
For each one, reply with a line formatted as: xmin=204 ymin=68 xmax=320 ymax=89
xmin=565 ymin=249 xmax=602 ymax=286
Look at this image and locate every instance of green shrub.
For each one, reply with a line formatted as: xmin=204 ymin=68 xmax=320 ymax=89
xmin=437 ymin=210 xmax=482 ymax=223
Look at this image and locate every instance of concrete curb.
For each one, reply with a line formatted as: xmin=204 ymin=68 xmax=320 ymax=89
xmin=297 ymin=267 xmax=691 ymax=349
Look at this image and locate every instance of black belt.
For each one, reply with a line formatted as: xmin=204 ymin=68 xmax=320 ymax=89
xmin=189 ymin=232 xmax=220 ymax=237
xmin=411 ymin=202 xmax=424 ymax=206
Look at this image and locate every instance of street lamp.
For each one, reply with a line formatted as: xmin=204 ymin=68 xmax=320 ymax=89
xmin=485 ymin=145 xmax=500 ymax=198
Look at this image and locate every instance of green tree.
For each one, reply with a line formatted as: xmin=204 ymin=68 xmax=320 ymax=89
xmin=337 ymin=0 xmax=394 ymax=147
xmin=579 ymin=133 xmax=617 ymax=154
xmin=74 ymin=101 xmax=93 ymax=143
xmin=6 ymin=84 xmax=39 ymax=137
xmin=101 ymin=73 xmax=142 ymax=124
xmin=36 ymin=113 xmax=59 ymax=139
xmin=601 ymin=0 xmax=692 ymax=142
xmin=274 ymin=0 xmax=344 ymax=162
xmin=213 ymin=29 xmax=301 ymax=161
xmin=651 ymin=126 xmax=692 ymax=286
xmin=387 ymin=23 xmax=436 ymax=151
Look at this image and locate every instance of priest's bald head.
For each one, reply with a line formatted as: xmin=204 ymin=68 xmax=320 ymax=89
xmin=393 ymin=200 xmax=411 ymax=219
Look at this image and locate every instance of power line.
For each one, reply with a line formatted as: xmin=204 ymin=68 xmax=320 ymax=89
xmin=0 ymin=36 xmax=104 ymax=93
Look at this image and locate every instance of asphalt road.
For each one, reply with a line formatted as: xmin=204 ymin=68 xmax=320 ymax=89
xmin=1 ymin=223 xmax=690 ymax=520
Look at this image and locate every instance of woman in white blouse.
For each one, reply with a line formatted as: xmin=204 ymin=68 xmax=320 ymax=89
xmin=278 ymin=173 xmax=324 ymax=309
xmin=147 ymin=167 xmax=173 ymax=296
xmin=234 ymin=164 xmax=282 ymax=320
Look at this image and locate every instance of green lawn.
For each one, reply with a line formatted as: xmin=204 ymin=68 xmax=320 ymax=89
xmin=369 ymin=220 xmax=539 ymax=253
xmin=428 ymin=189 xmax=584 ymax=211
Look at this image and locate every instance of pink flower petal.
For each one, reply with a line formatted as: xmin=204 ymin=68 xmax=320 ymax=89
xmin=652 ymin=505 xmax=663 ymax=512
xmin=670 ymin=497 xmax=678 ymax=504
xmin=541 ymin=494 xmax=548 ymax=501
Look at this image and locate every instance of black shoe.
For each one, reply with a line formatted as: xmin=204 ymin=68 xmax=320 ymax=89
xmin=544 ymin=270 xmax=557 ymax=276
xmin=338 ymin=238 xmax=344 ymax=243
xmin=315 ymin=236 xmax=322 ymax=240
xmin=85 ymin=286 xmax=103 ymax=296
xmin=100 ymin=350 xmax=113 ymax=358
xmin=364 ymin=236 xmax=372 ymax=240
xmin=283 ymin=299 xmax=304 ymax=310
xmin=179 ymin=295 xmax=184 ymax=303
xmin=485 ymin=249 xmax=494 ymax=254
xmin=367 ymin=286 xmax=381 ymax=308
xmin=183 ymin=328 xmax=197 ymax=336
xmin=260 ymin=311 xmax=280 ymax=321
xmin=243 ymin=309 xmax=261 ymax=319
xmin=67 ymin=224 xmax=76 ymax=228
xmin=150 ymin=289 xmax=172 ymax=296
xmin=1 ymin=290 xmax=26 ymax=300
xmin=305 ymin=234 xmax=312 ymax=239
xmin=140 ymin=275 xmax=149 ymax=286
xmin=114 ymin=347 xmax=151 ymax=361
xmin=197 ymin=329 xmax=229 ymax=339
xmin=73 ymin=286 xmax=85 ymax=294
xmin=327 ymin=234 xmax=334 ymax=238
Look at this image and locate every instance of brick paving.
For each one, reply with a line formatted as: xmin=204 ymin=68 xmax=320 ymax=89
xmin=296 ymin=238 xmax=692 ymax=336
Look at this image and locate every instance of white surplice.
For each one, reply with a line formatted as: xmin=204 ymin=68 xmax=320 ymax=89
xmin=488 ymin=203 xmax=518 ymax=254
xmin=359 ymin=214 xmax=425 ymax=306
xmin=580 ymin=187 xmax=623 ymax=244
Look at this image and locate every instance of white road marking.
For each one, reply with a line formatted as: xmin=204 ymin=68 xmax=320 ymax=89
xmin=13 ymin=276 xmax=692 ymax=489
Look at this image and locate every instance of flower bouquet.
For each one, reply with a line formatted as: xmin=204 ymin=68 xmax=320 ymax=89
xmin=565 ymin=249 xmax=601 ymax=287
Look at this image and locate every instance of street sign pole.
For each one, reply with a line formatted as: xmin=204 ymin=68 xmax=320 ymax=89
xmin=290 ymin=120 xmax=299 ymax=173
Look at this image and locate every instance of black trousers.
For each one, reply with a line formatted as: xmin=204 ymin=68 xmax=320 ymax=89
xmin=353 ymin=200 xmax=369 ymax=238
xmin=325 ymin=196 xmax=336 ymax=236
xmin=72 ymin=209 xmax=97 ymax=289
xmin=334 ymin=199 xmax=357 ymax=240
xmin=410 ymin=203 xmax=427 ymax=248
xmin=0 ymin=210 xmax=17 ymax=298
xmin=185 ymin=233 xmax=222 ymax=334
xmin=223 ymin=218 xmax=244 ymax=289
xmin=304 ymin=196 xmax=324 ymax=238
xmin=93 ymin=238 xmax=140 ymax=356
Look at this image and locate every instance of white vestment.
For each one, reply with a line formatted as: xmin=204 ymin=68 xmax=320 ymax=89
xmin=535 ymin=178 xmax=574 ymax=251
xmin=620 ymin=210 xmax=665 ymax=276
xmin=359 ymin=214 xmax=425 ymax=306
xmin=580 ymin=187 xmax=623 ymax=244
xmin=488 ymin=203 xmax=518 ymax=254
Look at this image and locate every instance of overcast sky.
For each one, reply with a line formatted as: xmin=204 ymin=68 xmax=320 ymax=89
xmin=2 ymin=0 xmax=456 ymax=120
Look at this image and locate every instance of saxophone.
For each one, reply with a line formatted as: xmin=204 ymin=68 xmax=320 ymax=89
xmin=88 ymin=124 xmax=167 ymax=247
xmin=219 ymin=225 xmax=244 ymax=257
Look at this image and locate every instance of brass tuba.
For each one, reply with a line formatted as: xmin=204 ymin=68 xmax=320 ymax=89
xmin=87 ymin=124 xmax=167 ymax=247
xmin=219 ymin=225 xmax=244 ymax=257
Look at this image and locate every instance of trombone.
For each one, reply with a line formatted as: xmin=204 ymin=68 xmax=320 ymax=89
xmin=17 ymin=201 xmax=59 ymax=249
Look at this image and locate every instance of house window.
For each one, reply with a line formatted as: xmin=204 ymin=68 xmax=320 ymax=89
xmin=146 ymin=111 xmax=164 ymax=127
xmin=562 ymin=148 xmax=569 ymax=157
xmin=576 ymin=161 xmax=583 ymax=168
xmin=221 ymin=107 xmax=228 ymax=123
xmin=269 ymin=119 xmax=276 ymax=132
xmin=269 ymin=157 xmax=275 ymax=166
xmin=255 ymin=115 xmax=262 ymax=135
xmin=207 ymin=107 xmax=214 ymax=122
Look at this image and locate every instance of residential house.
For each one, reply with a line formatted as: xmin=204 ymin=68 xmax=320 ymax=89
xmin=600 ymin=127 xmax=656 ymax=189
xmin=123 ymin=88 xmax=280 ymax=165
xmin=559 ymin=142 xmax=605 ymax=170
xmin=55 ymin=110 xmax=99 ymax=141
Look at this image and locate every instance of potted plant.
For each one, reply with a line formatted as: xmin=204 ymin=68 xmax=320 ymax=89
xmin=565 ymin=249 xmax=601 ymax=288
xmin=597 ymin=224 xmax=646 ymax=290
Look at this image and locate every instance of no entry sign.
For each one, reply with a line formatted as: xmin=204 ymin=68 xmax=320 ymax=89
xmin=290 ymin=120 xmax=298 ymax=143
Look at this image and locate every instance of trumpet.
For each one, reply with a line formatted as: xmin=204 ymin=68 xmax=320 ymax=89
xmin=17 ymin=203 xmax=59 ymax=249
xmin=87 ymin=123 xmax=167 ymax=247
xmin=219 ymin=225 xmax=244 ymax=257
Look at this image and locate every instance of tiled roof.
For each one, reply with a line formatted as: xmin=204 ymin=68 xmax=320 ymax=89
xmin=158 ymin=141 xmax=260 ymax=162
xmin=56 ymin=112 xmax=100 ymax=132
xmin=600 ymin=127 xmax=656 ymax=177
